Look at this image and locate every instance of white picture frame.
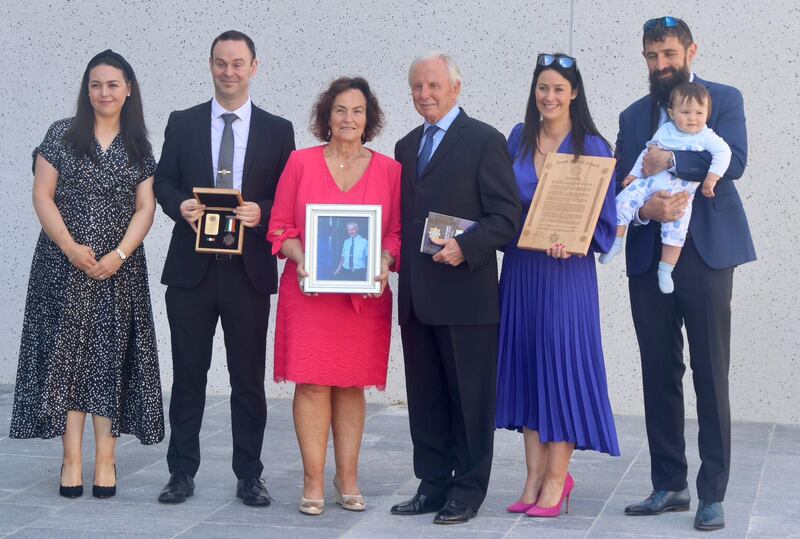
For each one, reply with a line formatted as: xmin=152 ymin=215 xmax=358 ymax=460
xmin=303 ymin=204 xmax=383 ymax=294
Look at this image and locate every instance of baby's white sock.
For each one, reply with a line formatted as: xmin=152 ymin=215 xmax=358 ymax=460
xmin=658 ymin=261 xmax=675 ymax=294
xmin=599 ymin=237 xmax=624 ymax=264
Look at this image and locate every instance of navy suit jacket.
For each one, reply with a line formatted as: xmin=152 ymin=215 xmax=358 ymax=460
xmin=154 ymin=100 xmax=295 ymax=295
xmin=614 ymin=76 xmax=756 ymax=276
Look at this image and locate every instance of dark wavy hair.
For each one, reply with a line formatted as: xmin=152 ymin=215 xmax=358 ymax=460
xmin=520 ymin=55 xmax=610 ymax=162
xmin=310 ymin=77 xmax=384 ymax=143
xmin=63 ymin=50 xmax=151 ymax=167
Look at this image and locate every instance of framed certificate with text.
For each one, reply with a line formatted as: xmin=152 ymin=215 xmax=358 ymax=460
xmin=517 ymin=152 xmax=615 ymax=256
xmin=193 ymin=187 xmax=245 ymax=255
xmin=303 ymin=204 xmax=382 ymax=294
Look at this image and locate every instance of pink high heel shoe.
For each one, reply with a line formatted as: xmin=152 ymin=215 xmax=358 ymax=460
xmin=525 ymin=473 xmax=574 ymax=518
xmin=506 ymin=500 xmax=538 ymax=513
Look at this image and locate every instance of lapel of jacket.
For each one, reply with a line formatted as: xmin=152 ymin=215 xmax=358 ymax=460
xmin=648 ymin=96 xmax=661 ymax=137
xmin=691 ymin=75 xmax=717 ymax=123
xmin=406 ymin=125 xmax=424 ymax=171
xmin=198 ymin=100 xmax=214 ymax=187
xmin=242 ymin=104 xmax=264 ymax=197
xmin=418 ymin=108 xmax=468 ymax=180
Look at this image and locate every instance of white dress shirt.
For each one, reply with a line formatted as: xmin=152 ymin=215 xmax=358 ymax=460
xmin=341 ymin=235 xmax=369 ymax=270
xmin=211 ymin=97 xmax=252 ymax=190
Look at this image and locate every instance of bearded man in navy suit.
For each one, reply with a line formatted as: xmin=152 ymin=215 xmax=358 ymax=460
xmin=615 ymin=17 xmax=756 ymax=532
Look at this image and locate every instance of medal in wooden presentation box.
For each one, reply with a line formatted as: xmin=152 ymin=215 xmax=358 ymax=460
xmin=517 ymin=152 xmax=615 ymax=256
xmin=193 ymin=187 xmax=245 ymax=255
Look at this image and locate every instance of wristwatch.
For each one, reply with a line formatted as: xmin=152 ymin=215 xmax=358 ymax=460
xmin=668 ymin=152 xmax=676 ymax=169
xmin=115 ymin=248 xmax=127 ymax=261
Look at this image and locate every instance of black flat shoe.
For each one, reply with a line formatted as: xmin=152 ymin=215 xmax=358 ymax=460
xmin=236 ymin=477 xmax=272 ymax=507
xmin=92 ymin=465 xmax=117 ymax=498
xmin=59 ymin=464 xmax=83 ymax=499
xmin=624 ymin=489 xmax=690 ymax=515
xmin=694 ymin=500 xmax=725 ymax=531
xmin=390 ymin=493 xmax=444 ymax=515
xmin=158 ymin=471 xmax=195 ymax=504
xmin=433 ymin=499 xmax=476 ymax=524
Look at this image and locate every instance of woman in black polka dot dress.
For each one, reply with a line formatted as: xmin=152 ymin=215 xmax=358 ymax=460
xmin=9 ymin=50 xmax=164 ymax=498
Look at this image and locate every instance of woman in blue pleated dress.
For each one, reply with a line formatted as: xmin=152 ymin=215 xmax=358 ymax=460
xmin=495 ymin=53 xmax=619 ymax=518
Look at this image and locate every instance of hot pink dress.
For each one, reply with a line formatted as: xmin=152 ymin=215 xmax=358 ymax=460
xmin=267 ymin=146 xmax=401 ymax=389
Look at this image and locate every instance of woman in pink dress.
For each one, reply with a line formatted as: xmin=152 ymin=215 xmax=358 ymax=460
xmin=267 ymin=77 xmax=401 ymax=515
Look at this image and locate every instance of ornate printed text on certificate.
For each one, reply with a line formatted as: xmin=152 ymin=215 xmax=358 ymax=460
xmin=517 ymin=152 xmax=615 ymax=256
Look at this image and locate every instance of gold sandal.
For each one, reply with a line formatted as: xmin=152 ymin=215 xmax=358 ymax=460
xmin=299 ymin=496 xmax=325 ymax=515
xmin=333 ymin=477 xmax=366 ymax=511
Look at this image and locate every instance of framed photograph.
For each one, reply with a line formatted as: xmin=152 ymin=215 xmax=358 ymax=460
xmin=303 ymin=204 xmax=383 ymax=294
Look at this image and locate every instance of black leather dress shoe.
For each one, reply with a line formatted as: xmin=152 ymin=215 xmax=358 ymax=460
xmin=624 ymin=489 xmax=690 ymax=515
xmin=694 ymin=500 xmax=725 ymax=531
xmin=158 ymin=471 xmax=195 ymax=504
xmin=236 ymin=477 xmax=272 ymax=507
xmin=433 ymin=499 xmax=476 ymax=524
xmin=390 ymin=493 xmax=444 ymax=515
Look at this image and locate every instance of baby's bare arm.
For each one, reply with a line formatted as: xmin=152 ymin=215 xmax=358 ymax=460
xmin=701 ymin=172 xmax=722 ymax=198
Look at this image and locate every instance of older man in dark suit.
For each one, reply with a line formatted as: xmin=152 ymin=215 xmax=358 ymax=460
xmin=390 ymin=52 xmax=521 ymax=524
xmin=153 ymin=30 xmax=294 ymax=507
xmin=615 ymin=17 xmax=755 ymax=531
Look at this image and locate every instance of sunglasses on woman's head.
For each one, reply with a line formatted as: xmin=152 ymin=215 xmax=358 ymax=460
xmin=643 ymin=16 xmax=679 ymax=32
xmin=537 ymin=53 xmax=576 ymax=69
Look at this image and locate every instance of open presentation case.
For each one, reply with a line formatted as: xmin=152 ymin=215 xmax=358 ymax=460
xmin=193 ymin=187 xmax=245 ymax=255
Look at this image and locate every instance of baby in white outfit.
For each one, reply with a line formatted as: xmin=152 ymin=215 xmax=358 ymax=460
xmin=600 ymin=82 xmax=732 ymax=293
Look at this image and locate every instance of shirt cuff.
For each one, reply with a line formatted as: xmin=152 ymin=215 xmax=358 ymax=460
xmin=632 ymin=209 xmax=650 ymax=226
xmin=667 ymin=152 xmax=677 ymax=174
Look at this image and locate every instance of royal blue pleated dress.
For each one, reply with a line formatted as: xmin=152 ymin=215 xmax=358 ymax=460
xmin=495 ymin=124 xmax=620 ymax=456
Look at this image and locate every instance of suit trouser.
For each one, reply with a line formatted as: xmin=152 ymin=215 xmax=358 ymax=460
xmin=400 ymin=305 xmax=498 ymax=510
xmin=165 ymin=257 xmax=269 ymax=480
xmin=629 ymin=237 xmax=733 ymax=502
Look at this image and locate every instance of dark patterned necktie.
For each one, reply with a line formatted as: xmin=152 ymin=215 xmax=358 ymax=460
xmin=217 ymin=112 xmax=238 ymax=188
xmin=348 ymin=238 xmax=355 ymax=269
xmin=417 ymin=124 xmax=440 ymax=177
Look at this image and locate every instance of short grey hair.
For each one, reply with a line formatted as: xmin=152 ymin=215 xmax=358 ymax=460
xmin=407 ymin=51 xmax=463 ymax=87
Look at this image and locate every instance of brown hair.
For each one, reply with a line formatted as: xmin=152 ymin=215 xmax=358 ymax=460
xmin=210 ymin=30 xmax=256 ymax=61
xmin=669 ymin=81 xmax=712 ymax=116
xmin=310 ymin=77 xmax=384 ymax=143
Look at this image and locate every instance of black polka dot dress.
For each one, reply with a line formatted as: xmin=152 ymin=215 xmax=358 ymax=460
xmin=10 ymin=118 xmax=164 ymax=445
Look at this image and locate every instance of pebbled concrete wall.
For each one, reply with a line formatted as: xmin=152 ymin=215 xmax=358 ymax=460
xmin=1 ymin=0 xmax=797 ymax=423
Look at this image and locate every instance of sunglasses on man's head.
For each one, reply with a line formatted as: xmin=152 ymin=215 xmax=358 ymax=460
xmin=537 ymin=53 xmax=576 ymax=69
xmin=643 ymin=16 xmax=680 ymax=32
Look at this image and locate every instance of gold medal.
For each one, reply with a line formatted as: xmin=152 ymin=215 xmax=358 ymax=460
xmin=205 ymin=213 xmax=220 ymax=236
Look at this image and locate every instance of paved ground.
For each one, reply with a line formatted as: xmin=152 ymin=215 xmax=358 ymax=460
xmin=0 ymin=386 xmax=797 ymax=538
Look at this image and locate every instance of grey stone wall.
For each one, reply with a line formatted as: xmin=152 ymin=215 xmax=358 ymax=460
xmin=1 ymin=0 xmax=796 ymax=423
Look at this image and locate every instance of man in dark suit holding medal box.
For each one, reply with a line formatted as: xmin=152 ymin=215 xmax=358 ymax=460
xmin=154 ymin=30 xmax=295 ymax=507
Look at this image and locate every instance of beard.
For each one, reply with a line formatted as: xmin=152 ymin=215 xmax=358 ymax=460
xmin=649 ymin=64 xmax=691 ymax=107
